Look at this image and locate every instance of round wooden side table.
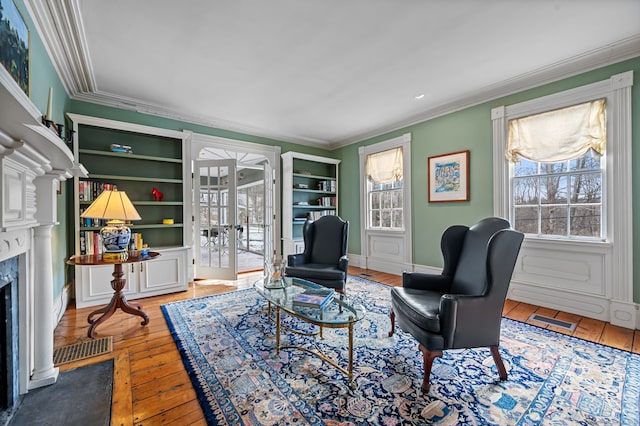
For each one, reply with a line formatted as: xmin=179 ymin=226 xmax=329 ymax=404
xmin=67 ymin=251 xmax=160 ymax=338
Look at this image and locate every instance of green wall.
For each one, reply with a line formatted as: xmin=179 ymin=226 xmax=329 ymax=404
xmin=15 ymin=0 xmax=71 ymax=300
xmin=335 ymin=56 xmax=640 ymax=303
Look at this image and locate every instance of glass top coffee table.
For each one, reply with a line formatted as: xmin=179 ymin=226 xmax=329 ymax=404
xmin=254 ymin=276 xmax=365 ymax=387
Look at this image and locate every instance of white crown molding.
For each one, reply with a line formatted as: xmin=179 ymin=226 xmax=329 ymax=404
xmin=70 ymin=90 xmax=329 ymax=147
xmin=26 ymin=0 xmax=640 ymax=150
xmin=24 ymin=0 xmax=95 ymax=96
xmin=330 ymin=35 xmax=640 ymax=149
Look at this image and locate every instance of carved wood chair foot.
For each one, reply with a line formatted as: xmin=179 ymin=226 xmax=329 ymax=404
xmin=490 ymin=346 xmax=508 ymax=381
xmin=419 ymin=344 xmax=442 ymax=393
xmin=388 ymin=309 xmax=395 ymax=337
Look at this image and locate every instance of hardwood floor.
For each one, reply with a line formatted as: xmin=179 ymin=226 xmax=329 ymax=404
xmin=53 ymin=267 xmax=640 ymax=425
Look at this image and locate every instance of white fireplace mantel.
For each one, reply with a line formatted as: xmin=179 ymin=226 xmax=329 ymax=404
xmin=0 ymin=66 xmax=81 ymax=394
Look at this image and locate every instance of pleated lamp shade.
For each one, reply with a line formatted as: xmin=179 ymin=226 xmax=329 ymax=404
xmin=81 ymin=189 xmax=141 ymax=254
xmin=81 ymin=189 xmax=141 ymax=221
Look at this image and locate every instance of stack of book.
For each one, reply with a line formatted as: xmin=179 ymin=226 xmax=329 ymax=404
xmin=292 ymin=288 xmax=335 ymax=310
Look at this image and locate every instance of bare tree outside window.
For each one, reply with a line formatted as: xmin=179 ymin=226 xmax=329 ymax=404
xmin=368 ymin=179 xmax=403 ymax=229
xmin=512 ymin=150 xmax=602 ymax=238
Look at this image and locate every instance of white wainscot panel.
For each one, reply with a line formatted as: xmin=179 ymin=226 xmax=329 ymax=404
xmin=512 ymin=240 xmax=608 ymax=297
xmin=366 ymin=232 xmax=407 ymax=275
xmin=509 ymin=284 xmax=608 ymax=320
xmin=141 ymin=256 xmax=182 ymax=292
xmin=368 ymin=233 xmax=404 ymax=261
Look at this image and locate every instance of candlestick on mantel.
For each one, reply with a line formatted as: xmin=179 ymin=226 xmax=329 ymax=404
xmin=45 ymin=87 xmax=53 ymax=121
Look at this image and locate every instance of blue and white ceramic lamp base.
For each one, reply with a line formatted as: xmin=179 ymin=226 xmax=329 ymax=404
xmin=100 ymin=221 xmax=132 ymax=260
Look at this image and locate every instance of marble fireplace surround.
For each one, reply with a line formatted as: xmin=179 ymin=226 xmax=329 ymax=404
xmin=0 ymin=67 xmax=81 ymax=395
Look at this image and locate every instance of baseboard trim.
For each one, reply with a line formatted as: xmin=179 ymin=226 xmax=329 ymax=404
xmin=347 ymin=253 xmax=438 ymax=276
xmin=346 ymin=254 xmax=364 ymax=268
xmin=53 ymin=285 xmax=70 ymax=327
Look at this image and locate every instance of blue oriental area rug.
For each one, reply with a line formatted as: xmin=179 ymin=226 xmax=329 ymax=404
xmin=161 ymin=276 xmax=639 ymax=425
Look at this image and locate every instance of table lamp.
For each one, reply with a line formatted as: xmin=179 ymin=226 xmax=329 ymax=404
xmin=81 ymin=189 xmax=141 ymax=260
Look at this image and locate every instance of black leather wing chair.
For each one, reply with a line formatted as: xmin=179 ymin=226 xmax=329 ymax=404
xmin=389 ymin=217 xmax=524 ymax=392
xmin=285 ymin=215 xmax=349 ymax=293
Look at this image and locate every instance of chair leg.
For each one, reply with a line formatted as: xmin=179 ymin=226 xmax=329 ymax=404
xmin=388 ymin=308 xmax=395 ymax=337
xmin=418 ymin=344 xmax=442 ymax=393
xmin=490 ymin=346 xmax=507 ymax=381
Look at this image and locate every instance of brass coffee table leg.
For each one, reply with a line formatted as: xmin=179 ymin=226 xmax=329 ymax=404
xmin=275 ymin=306 xmax=281 ymax=356
xmin=348 ymin=322 xmax=354 ymax=387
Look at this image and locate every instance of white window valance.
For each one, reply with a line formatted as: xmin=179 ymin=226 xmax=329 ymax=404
xmin=366 ymin=147 xmax=403 ymax=184
xmin=506 ymin=99 xmax=606 ymax=162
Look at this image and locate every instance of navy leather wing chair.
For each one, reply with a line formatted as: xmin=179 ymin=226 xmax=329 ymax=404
xmin=389 ymin=217 xmax=524 ymax=392
xmin=285 ymin=215 xmax=349 ymax=293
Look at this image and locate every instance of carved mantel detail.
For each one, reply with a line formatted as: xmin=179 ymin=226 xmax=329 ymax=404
xmin=0 ymin=229 xmax=30 ymax=262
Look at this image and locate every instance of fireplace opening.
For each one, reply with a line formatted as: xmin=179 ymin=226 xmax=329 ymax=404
xmin=0 ymin=256 xmax=19 ymax=421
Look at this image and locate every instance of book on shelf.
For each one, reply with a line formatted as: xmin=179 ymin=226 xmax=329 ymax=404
xmin=309 ymin=210 xmax=335 ymax=220
xmin=317 ymin=180 xmax=336 ymax=192
xmin=78 ymin=230 xmax=102 ymax=255
xmin=78 ymin=180 xmax=117 ymax=202
xmin=317 ymin=196 xmax=336 ymax=207
xmin=292 ymin=288 xmax=335 ymax=309
xmin=93 ymin=232 xmax=102 ymax=255
xmin=79 ymin=231 xmax=86 ymax=255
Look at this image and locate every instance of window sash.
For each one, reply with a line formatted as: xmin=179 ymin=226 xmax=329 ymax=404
xmin=368 ymin=187 xmax=403 ymax=229
xmin=511 ymin=164 xmax=603 ymax=239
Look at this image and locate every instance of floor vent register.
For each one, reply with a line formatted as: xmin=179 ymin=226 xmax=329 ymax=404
xmin=528 ymin=314 xmax=577 ymax=331
xmin=53 ymin=336 xmax=113 ymax=366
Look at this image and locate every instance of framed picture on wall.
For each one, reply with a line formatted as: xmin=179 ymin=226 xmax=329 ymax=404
xmin=428 ymin=150 xmax=470 ymax=202
xmin=0 ymin=0 xmax=29 ymax=95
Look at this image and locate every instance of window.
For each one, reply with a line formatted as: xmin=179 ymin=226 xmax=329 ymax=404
xmin=366 ymin=147 xmax=404 ymax=230
xmin=508 ymin=99 xmax=606 ymax=239
xmin=491 ymin=71 xmax=634 ymax=328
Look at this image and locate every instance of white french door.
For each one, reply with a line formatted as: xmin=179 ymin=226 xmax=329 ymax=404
xmin=195 ymin=159 xmax=238 ymax=280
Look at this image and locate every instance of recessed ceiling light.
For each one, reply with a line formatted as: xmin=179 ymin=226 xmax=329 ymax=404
xmin=415 ymin=94 xmax=425 ymax=100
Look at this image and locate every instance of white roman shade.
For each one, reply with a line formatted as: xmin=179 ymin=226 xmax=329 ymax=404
xmin=366 ymin=147 xmax=403 ymax=184
xmin=506 ymin=99 xmax=606 ymax=162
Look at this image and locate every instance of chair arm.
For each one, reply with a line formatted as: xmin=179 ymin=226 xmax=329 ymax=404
xmin=287 ymin=253 xmax=306 ymax=267
xmin=338 ymin=255 xmax=349 ymax=272
xmin=439 ymin=294 xmax=503 ymax=349
xmin=402 ymin=272 xmax=452 ymax=292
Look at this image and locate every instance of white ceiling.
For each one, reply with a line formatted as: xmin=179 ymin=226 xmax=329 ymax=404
xmin=28 ymin=0 xmax=640 ymax=149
